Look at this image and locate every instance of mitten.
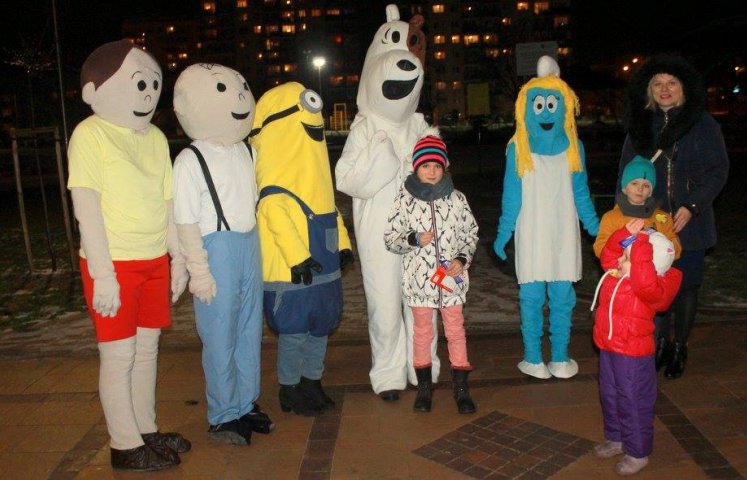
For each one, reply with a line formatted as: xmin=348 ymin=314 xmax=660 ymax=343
xmin=290 ymin=257 xmax=323 ymax=285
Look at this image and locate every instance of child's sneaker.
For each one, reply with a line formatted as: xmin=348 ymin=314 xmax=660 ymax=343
xmin=615 ymin=455 xmax=649 ymax=475
xmin=593 ymin=440 xmax=623 ymax=459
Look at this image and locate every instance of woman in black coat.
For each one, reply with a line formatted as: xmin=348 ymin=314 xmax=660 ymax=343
xmin=618 ymin=54 xmax=729 ymax=379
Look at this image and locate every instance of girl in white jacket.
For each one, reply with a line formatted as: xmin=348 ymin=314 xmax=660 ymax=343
xmin=384 ymin=135 xmax=479 ymax=414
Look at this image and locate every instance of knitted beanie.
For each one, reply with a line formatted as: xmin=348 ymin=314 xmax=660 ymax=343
xmin=621 ymin=155 xmax=656 ymax=190
xmin=412 ymin=135 xmax=449 ymax=171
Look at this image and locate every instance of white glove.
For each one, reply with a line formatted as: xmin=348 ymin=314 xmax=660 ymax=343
xmin=166 ymin=200 xmax=188 ymax=303
xmin=170 ymin=257 xmax=189 ymax=303
xmin=177 ymin=223 xmax=217 ymax=305
xmin=370 ymin=130 xmax=398 ymax=161
xmin=71 ymin=188 xmax=122 ymax=317
xmin=93 ymin=275 xmax=121 ymax=317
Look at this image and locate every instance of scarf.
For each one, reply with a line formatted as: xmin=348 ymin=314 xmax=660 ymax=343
xmin=404 ymin=173 xmax=454 ymax=202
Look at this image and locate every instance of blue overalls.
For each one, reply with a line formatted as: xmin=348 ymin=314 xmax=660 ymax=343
xmin=259 ymin=186 xmax=343 ymax=385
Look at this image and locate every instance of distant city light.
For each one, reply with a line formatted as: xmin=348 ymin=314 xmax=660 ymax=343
xmin=312 ymin=56 xmax=326 ymax=69
xmin=734 ymin=85 xmax=741 ymax=94
xmin=622 ymin=65 xmax=630 ymax=72
xmin=632 ymin=57 xmax=639 ymax=63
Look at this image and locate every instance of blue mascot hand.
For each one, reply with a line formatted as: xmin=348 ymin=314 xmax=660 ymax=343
xmin=290 ymin=257 xmax=323 ymax=285
xmin=493 ymin=238 xmax=508 ymax=261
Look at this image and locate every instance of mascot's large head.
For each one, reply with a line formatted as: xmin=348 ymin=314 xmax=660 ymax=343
xmin=173 ymin=63 xmax=255 ymax=146
xmin=357 ymin=4 xmax=426 ymax=124
xmin=512 ymin=55 xmax=582 ymax=177
xmin=81 ymin=39 xmax=161 ymax=131
xmin=250 ymin=82 xmax=334 ymax=206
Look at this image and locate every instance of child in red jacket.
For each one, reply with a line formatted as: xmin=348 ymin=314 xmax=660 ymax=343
xmin=590 ymin=218 xmax=682 ymax=475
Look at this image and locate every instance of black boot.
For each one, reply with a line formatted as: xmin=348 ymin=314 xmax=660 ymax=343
xmin=141 ymin=431 xmax=190 ymax=463
xmin=413 ymin=367 xmax=433 ymax=412
xmin=110 ymin=444 xmax=179 ymax=471
xmin=654 ymin=337 xmax=672 ymax=371
xmin=452 ymin=369 xmax=476 ymax=414
xmin=299 ymin=376 xmax=335 ymax=411
xmin=239 ymin=404 xmax=275 ymax=434
xmin=279 ymin=384 xmax=324 ymax=416
xmin=665 ymin=343 xmax=687 ymax=379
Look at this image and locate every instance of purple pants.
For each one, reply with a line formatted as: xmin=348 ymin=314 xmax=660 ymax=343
xmin=599 ymin=350 xmax=657 ymax=458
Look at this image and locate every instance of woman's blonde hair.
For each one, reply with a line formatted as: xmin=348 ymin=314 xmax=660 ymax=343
xmin=511 ymin=75 xmax=582 ymax=177
xmin=645 ymin=74 xmax=686 ymax=110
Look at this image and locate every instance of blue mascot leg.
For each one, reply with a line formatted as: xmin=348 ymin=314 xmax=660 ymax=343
xmin=194 ymin=233 xmax=240 ymax=426
xmin=277 ymin=333 xmax=305 ymax=386
xmin=301 ymin=334 xmax=328 ymax=381
xmin=546 ymin=281 xmax=578 ymax=378
xmin=234 ymin=230 xmax=264 ymax=417
xmin=519 ymin=282 xmax=547 ymax=364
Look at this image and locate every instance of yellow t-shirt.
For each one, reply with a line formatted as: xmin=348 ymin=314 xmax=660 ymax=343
xmin=67 ymin=115 xmax=172 ymax=260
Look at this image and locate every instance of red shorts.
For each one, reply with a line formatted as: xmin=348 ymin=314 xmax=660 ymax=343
xmin=80 ymin=255 xmax=172 ymax=342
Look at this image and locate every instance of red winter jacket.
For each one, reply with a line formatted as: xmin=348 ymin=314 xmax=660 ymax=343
xmin=592 ymin=228 xmax=682 ymax=356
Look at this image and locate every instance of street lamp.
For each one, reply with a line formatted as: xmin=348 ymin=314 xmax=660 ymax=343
xmin=312 ymin=56 xmax=326 ymax=97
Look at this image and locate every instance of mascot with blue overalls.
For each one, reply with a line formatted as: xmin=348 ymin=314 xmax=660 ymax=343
xmin=250 ymin=82 xmax=354 ymax=416
xmin=173 ymin=63 xmax=273 ymax=445
xmin=494 ymin=56 xmax=599 ymax=379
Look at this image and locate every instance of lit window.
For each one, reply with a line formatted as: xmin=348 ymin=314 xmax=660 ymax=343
xmin=257 ymin=52 xmax=263 ymax=59
xmin=452 ymin=81 xmax=461 ymax=90
xmin=298 ymin=9 xmax=306 ymax=17
xmin=254 ymin=25 xmax=262 ymax=33
xmin=483 ymin=34 xmax=497 ymax=44
xmin=330 ymin=76 xmax=344 ymax=86
xmin=346 ymin=74 xmax=359 ymax=84
xmin=436 ymin=81 xmax=446 ymax=90
xmin=485 ymin=48 xmax=499 ymax=59
xmin=166 ymin=25 xmax=175 ymax=33
xmin=282 ymin=24 xmax=295 ymax=33
xmin=558 ymin=47 xmax=570 ymax=56
xmin=434 ymin=35 xmax=445 ymax=44
xmin=311 ymin=8 xmax=321 ymax=17
xmin=534 ymin=1 xmax=549 ymax=14
xmin=239 ymin=42 xmax=245 ymax=49
xmin=334 ymin=35 xmax=343 ymax=44
xmin=203 ymin=2 xmax=216 ymax=12
xmin=197 ymin=42 xmax=202 ymax=49
xmin=237 ymin=0 xmax=247 ymax=7
xmin=168 ymin=62 xmax=178 ymax=70
xmin=240 ymin=13 xmax=249 ymax=21
xmin=432 ymin=4 xmax=444 ymax=13
xmin=301 ymin=23 xmax=307 ymax=31
xmin=282 ymin=10 xmax=293 ymax=19
xmin=451 ymin=34 xmax=461 ymax=43
xmin=501 ymin=17 xmax=511 ymax=25
xmin=516 ymin=2 xmax=529 ymax=11
xmin=464 ymin=35 xmax=480 ymax=46
xmin=285 ymin=0 xmax=292 ymax=4
xmin=554 ymin=15 xmax=569 ymax=28
xmin=327 ymin=8 xmax=340 ymax=15
xmin=178 ymin=52 xmax=188 ymax=59
xmin=266 ymin=24 xmax=279 ymax=33
xmin=434 ymin=51 xmax=446 ymax=60
xmin=268 ymin=65 xmax=281 ymax=75
xmin=206 ymin=29 xmax=218 ymax=38
xmin=270 ymin=51 xmax=279 ymax=59
xmin=283 ymin=64 xmax=296 ymax=73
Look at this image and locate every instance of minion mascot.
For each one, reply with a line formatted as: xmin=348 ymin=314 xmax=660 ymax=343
xmin=493 ymin=56 xmax=599 ymax=379
xmin=67 ymin=40 xmax=190 ymax=471
xmin=172 ymin=63 xmax=273 ymax=445
xmin=250 ymin=82 xmax=354 ymax=416
xmin=335 ymin=4 xmax=438 ymax=400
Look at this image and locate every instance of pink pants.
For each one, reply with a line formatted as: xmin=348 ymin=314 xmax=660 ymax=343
xmin=412 ymin=304 xmax=471 ymax=369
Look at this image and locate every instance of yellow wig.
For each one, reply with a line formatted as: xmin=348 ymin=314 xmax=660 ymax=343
xmin=511 ymin=76 xmax=582 ymax=177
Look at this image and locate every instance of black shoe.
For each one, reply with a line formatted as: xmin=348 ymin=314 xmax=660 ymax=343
xmin=299 ymin=376 xmax=336 ymax=411
xmin=665 ymin=343 xmax=687 ymax=379
xmin=279 ymin=384 xmax=324 ymax=416
xmin=413 ymin=367 xmax=433 ymax=412
xmin=655 ymin=337 xmax=672 ymax=371
xmin=240 ymin=404 xmax=275 ymax=434
xmin=208 ymin=419 xmax=251 ymax=445
xmin=110 ymin=444 xmax=178 ymax=471
xmin=378 ymin=390 xmax=400 ymax=401
xmin=452 ymin=369 xmax=476 ymax=414
xmin=142 ymin=431 xmax=191 ymax=454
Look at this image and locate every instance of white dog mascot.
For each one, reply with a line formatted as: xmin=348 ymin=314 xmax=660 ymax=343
xmin=335 ymin=4 xmax=438 ymax=401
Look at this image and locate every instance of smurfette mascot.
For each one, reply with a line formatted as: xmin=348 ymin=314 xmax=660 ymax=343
xmin=172 ymin=63 xmax=272 ymax=445
xmin=335 ymin=4 xmax=438 ymax=400
xmin=67 ymin=39 xmax=190 ymax=471
xmin=250 ymin=82 xmax=353 ymax=416
xmin=493 ymin=56 xmax=600 ymax=379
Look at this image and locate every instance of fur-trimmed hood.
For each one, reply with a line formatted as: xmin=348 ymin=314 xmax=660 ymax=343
xmin=623 ymin=54 xmax=706 ymax=151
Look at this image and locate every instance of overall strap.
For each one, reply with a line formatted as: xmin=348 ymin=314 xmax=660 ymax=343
xmin=187 ymin=145 xmax=231 ymax=231
xmin=259 ymin=185 xmax=314 ymax=217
